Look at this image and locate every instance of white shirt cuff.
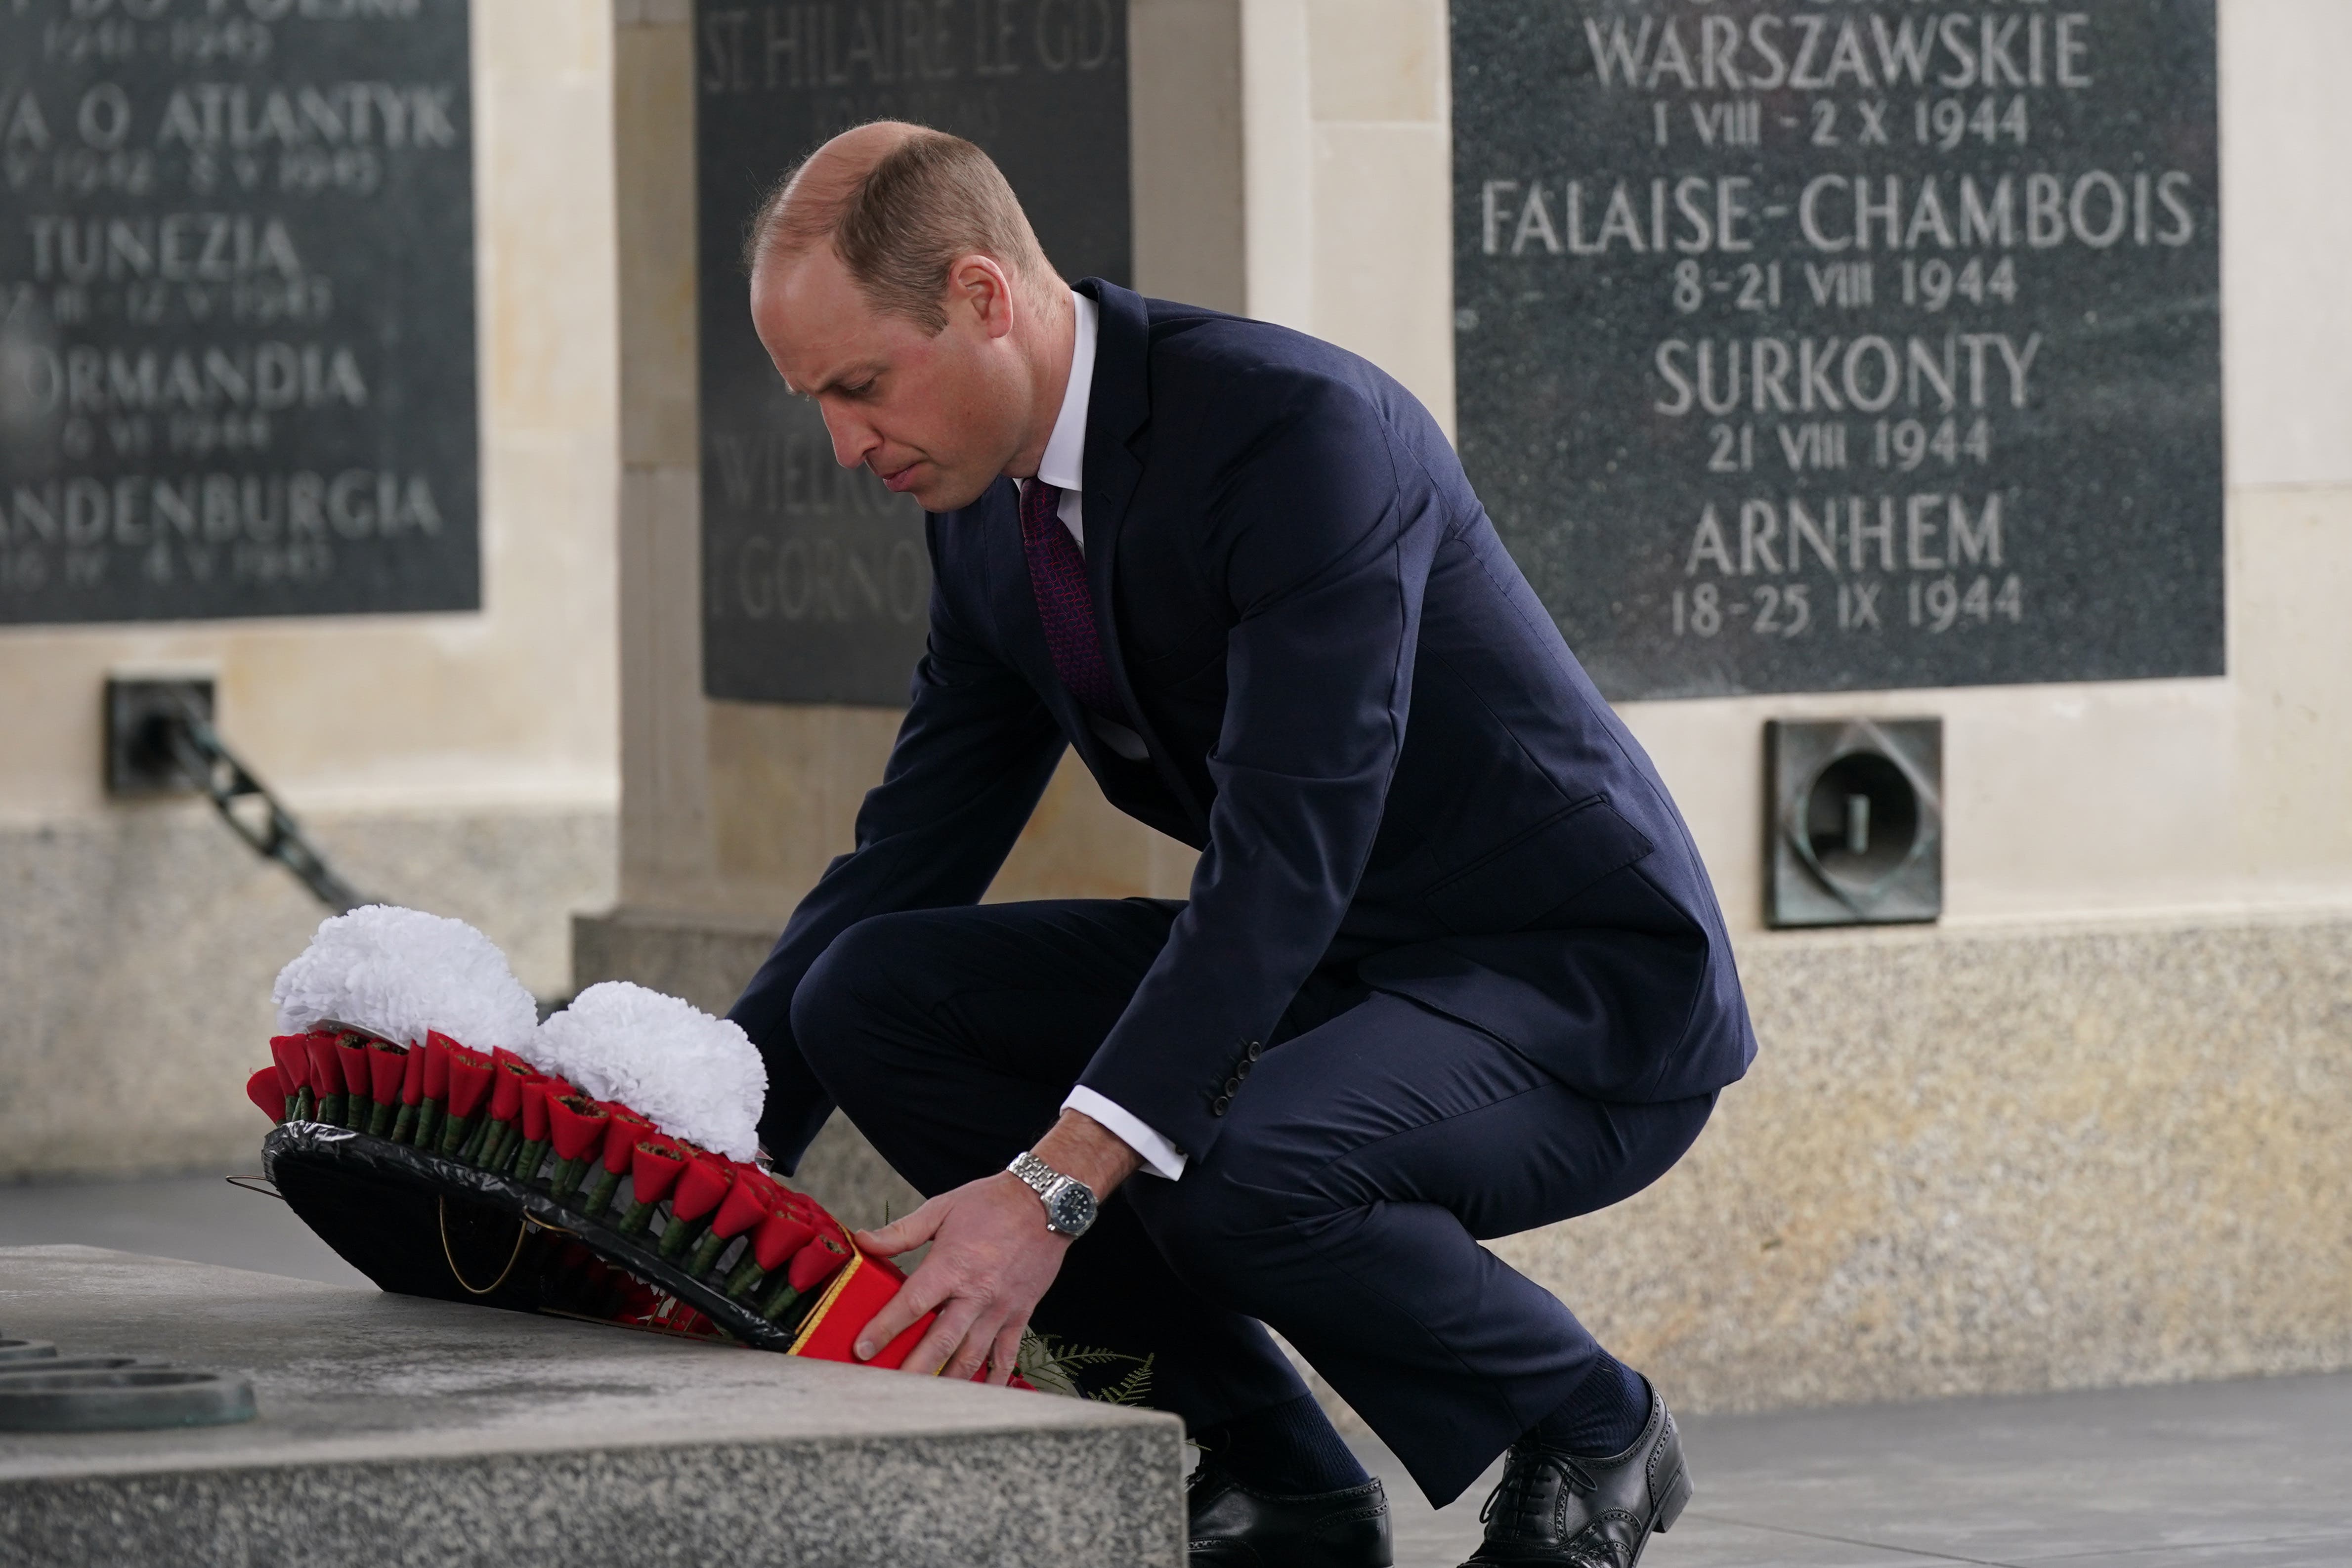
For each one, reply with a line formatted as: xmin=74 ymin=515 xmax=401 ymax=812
xmin=1061 ymin=1086 xmax=1188 ymax=1180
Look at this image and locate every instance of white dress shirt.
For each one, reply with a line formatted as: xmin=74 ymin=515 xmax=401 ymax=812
xmin=1024 ymin=290 xmax=1190 ymax=1182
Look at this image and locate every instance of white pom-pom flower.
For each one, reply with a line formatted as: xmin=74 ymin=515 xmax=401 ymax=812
xmin=534 ymin=982 xmax=767 ymax=1160
xmin=272 ymin=905 xmax=538 ymax=1056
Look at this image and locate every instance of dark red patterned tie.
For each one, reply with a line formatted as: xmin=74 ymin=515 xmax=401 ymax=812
xmin=1020 ymin=479 xmax=1121 ymax=719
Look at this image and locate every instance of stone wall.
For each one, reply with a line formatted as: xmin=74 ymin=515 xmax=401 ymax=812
xmin=0 ymin=0 xmax=624 ymax=1187
xmin=1519 ymin=913 xmax=2352 ymax=1415
xmin=1 ymin=810 xmax=614 ymax=1182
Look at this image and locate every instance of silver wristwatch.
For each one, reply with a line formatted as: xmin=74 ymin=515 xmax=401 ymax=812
xmin=1006 ymin=1151 xmax=1099 ymax=1238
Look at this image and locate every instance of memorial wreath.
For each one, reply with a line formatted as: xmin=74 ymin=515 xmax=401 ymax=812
xmin=243 ymin=904 xmax=1026 ymax=1381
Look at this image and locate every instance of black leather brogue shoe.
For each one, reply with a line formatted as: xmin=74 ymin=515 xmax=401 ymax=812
xmin=1186 ymin=1463 xmax=1395 ymax=1567
xmin=1460 ymin=1387 xmax=1692 ymax=1568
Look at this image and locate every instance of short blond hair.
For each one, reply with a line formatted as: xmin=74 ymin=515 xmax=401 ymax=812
xmin=743 ymin=127 xmax=1056 ymax=334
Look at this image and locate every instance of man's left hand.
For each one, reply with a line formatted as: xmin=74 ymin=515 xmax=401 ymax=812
xmin=853 ymin=1109 xmax=1143 ymax=1382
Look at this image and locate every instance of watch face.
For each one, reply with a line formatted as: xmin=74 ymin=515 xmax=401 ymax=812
xmin=1048 ymin=1183 xmax=1097 ymax=1236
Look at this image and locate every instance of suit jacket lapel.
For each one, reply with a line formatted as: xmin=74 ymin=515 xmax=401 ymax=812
xmin=1074 ymin=278 xmax=1210 ymax=836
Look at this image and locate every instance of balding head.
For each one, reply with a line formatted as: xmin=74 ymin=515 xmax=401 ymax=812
xmin=742 ymin=123 xmax=1079 ymax=513
xmin=744 ymin=122 xmax=1058 ymax=333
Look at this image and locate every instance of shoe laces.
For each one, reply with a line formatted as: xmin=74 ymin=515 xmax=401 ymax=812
xmin=1477 ymin=1442 xmax=1597 ymax=1529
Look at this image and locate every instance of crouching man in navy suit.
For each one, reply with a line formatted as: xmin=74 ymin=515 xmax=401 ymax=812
xmin=727 ymin=122 xmax=1756 ymax=1568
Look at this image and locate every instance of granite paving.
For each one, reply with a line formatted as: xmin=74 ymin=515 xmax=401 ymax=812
xmin=5 ymin=1171 xmax=2348 ymax=1567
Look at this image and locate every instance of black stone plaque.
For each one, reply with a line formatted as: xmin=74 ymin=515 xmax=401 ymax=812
xmin=696 ymin=0 xmax=1131 ymax=706
xmin=1453 ymin=0 xmax=2222 ymax=699
xmin=0 ymin=0 xmax=478 ymax=625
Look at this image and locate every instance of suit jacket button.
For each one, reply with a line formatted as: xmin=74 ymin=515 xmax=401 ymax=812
xmin=1245 ymin=1041 xmax=1263 ymax=1060
xmin=1223 ymin=1077 xmax=1242 ymax=1096
xmin=1210 ymin=1096 xmax=1231 ymax=1116
xmin=1235 ymin=1059 xmax=1252 ymax=1080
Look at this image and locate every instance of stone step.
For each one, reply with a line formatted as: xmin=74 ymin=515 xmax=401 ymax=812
xmin=0 ymin=1246 xmax=1182 ymax=1568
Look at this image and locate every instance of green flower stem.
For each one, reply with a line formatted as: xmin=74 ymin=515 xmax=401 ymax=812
xmin=459 ymin=1116 xmax=494 ymax=1165
xmin=414 ymin=1102 xmax=445 ymax=1151
xmin=723 ymin=1257 xmax=765 ymax=1302
xmin=657 ymin=1217 xmax=705 ymax=1262
xmin=365 ymin=1098 xmax=396 ymax=1139
xmin=684 ymin=1229 xmax=732 ymax=1280
xmin=757 ymin=1277 xmax=803 ymax=1322
xmin=437 ymin=1112 xmax=474 ymax=1159
xmin=388 ymin=1102 xmax=419 ymax=1144
xmin=479 ymin=1121 xmax=514 ymax=1172
xmin=616 ymin=1198 xmax=660 ymax=1236
xmin=315 ymin=1091 xmax=346 ymax=1127
xmin=548 ymin=1156 xmax=585 ymax=1199
xmin=346 ymin=1094 xmax=372 ymax=1132
xmin=580 ymin=1165 xmax=623 ymax=1218
xmin=283 ymin=1093 xmax=300 ymax=1121
xmin=509 ymin=1139 xmax=549 ymax=1185
xmin=292 ymin=1087 xmax=316 ymax=1122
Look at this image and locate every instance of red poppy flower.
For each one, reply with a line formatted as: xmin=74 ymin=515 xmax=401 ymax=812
xmin=653 ymin=1153 xmax=734 ymax=1260
xmin=268 ymin=1035 xmax=310 ymax=1098
xmin=519 ymin=1079 xmax=553 ymax=1144
xmin=753 ymin=1212 xmax=816 ymax=1272
xmin=421 ymin=1035 xmax=452 ymax=1101
xmin=573 ymin=1103 xmax=656 ymax=1217
xmin=335 ymin=1034 xmax=371 ymax=1101
xmin=611 ymin=1137 xmax=691 ymax=1235
xmin=384 ymin=1040 xmax=431 ymax=1144
xmin=741 ymin=1168 xmax=798 ymax=1222
xmin=546 ymin=1095 xmax=610 ymax=1162
xmin=709 ymin=1170 xmax=772 ymax=1246
xmin=721 ymin=1199 xmax=809 ymax=1301
xmin=669 ymin=1156 xmax=733 ymax=1226
xmin=488 ymin=1054 xmax=532 ymax=1126
xmin=543 ymin=1093 xmax=611 ymax=1199
xmin=246 ymin=1066 xmax=285 ymax=1123
xmin=597 ymin=1103 xmax=655 ymax=1175
xmin=354 ymin=1040 xmax=405 ymax=1137
xmin=444 ymin=1046 xmax=495 ymax=1120
xmin=788 ymin=1234 xmax=852 ymax=1293
xmin=629 ymin=1138 xmax=690 ymax=1205
xmin=366 ymin=1042 xmax=407 ymax=1105
xmin=686 ymin=1169 xmax=786 ymax=1278
xmin=303 ymin=1031 xmax=345 ymax=1099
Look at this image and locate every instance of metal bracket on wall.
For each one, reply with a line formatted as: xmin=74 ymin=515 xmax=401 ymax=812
xmin=1764 ymin=717 xmax=1944 ymax=929
xmin=103 ymin=678 xmax=370 ymax=914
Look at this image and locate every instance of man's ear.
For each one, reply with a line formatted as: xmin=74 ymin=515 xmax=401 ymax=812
xmin=947 ymin=254 xmax=1019 ymax=340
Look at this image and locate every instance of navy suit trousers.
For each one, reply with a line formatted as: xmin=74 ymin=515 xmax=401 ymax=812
xmin=789 ymin=898 xmax=1714 ymax=1505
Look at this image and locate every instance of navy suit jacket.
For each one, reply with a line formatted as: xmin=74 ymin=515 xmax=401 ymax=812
xmin=732 ymin=279 xmax=1755 ymax=1172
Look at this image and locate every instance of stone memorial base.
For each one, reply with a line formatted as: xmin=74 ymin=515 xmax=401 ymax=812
xmin=580 ymin=903 xmax=2352 ymax=1419
xmin=0 ymin=1246 xmax=1181 ymax=1568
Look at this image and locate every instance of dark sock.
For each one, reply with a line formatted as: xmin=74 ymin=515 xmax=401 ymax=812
xmin=1531 ymin=1353 xmax=1651 ymax=1458
xmin=1194 ymin=1393 xmax=1371 ymax=1495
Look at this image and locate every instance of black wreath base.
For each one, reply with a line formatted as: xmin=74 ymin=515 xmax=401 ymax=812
xmin=262 ymin=1121 xmax=798 ymax=1352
